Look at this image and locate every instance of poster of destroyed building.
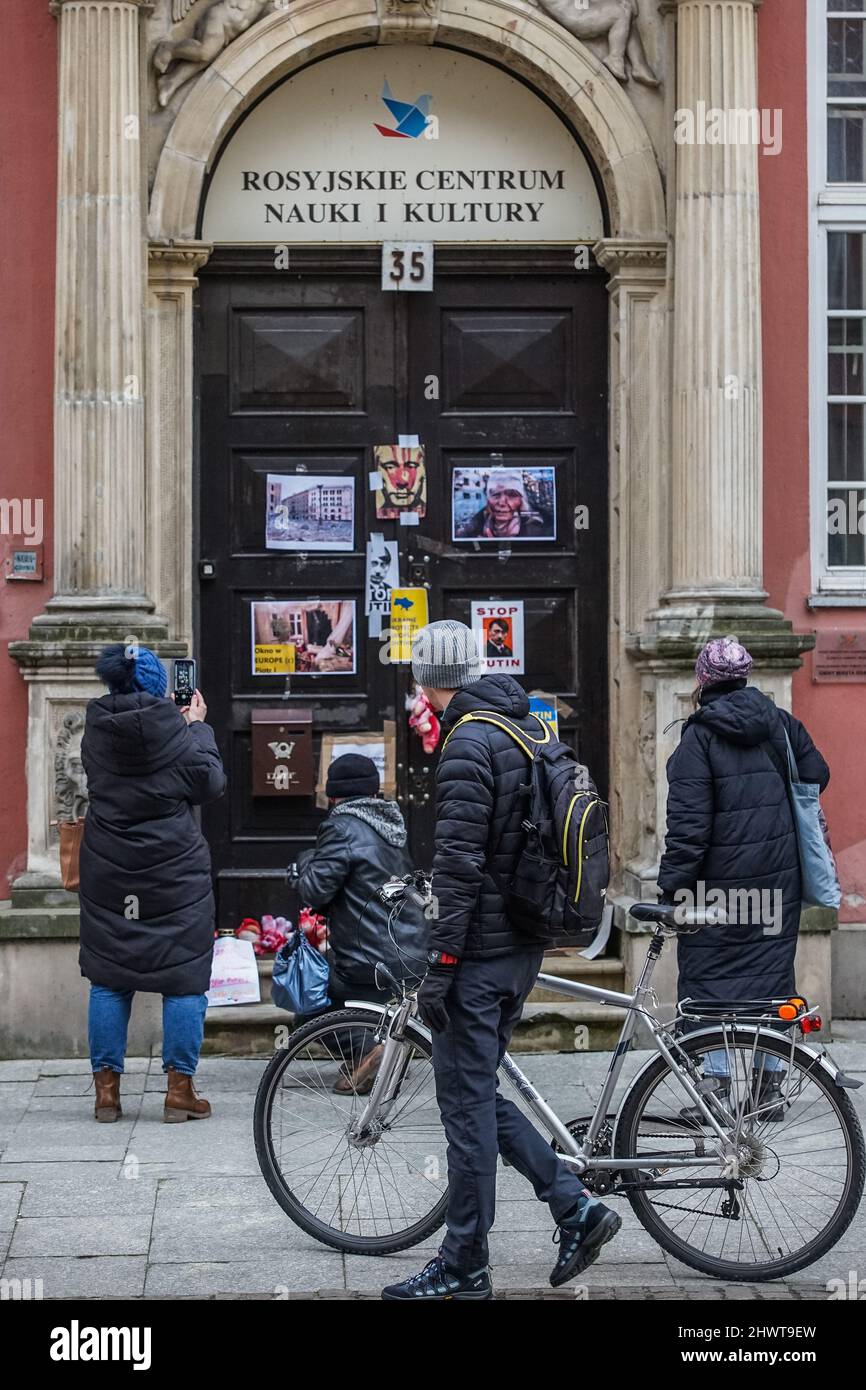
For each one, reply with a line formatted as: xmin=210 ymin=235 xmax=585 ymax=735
xmin=265 ymin=474 xmax=355 ymax=550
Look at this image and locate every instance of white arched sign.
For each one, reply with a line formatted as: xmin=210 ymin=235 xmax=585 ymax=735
xmin=202 ymin=46 xmax=604 ymax=244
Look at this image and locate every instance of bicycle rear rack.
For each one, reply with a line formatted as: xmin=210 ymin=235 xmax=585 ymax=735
xmin=677 ymin=996 xmax=808 ymax=1026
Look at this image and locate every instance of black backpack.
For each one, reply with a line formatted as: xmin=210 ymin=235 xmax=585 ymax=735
xmin=442 ymin=711 xmax=610 ymax=947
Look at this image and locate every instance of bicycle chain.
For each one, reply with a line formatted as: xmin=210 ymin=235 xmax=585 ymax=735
xmin=609 ymin=1132 xmax=742 ymax=1220
xmin=634 ymin=1193 xmax=740 ymax=1221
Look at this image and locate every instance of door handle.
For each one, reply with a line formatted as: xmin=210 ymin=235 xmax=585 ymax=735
xmin=407 ymin=552 xmax=432 ymax=587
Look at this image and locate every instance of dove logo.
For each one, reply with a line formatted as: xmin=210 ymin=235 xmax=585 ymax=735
xmin=374 ymin=80 xmax=433 ymax=139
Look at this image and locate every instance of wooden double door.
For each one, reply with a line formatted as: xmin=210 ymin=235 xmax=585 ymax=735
xmin=197 ymin=246 xmax=608 ymax=930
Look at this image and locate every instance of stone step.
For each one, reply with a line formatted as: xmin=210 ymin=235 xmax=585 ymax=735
xmin=256 ymin=951 xmax=622 ymax=992
xmin=203 ymin=993 xmax=626 ymax=1057
xmin=528 ymin=953 xmax=624 ymax=1004
xmin=516 ymin=1002 xmax=628 ymax=1053
xmin=203 ymin=1002 xmax=287 ymax=1057
xmin=204 ymin=949 xmax=626 ymax=1055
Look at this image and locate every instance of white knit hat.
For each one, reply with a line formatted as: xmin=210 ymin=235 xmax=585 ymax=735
xmin=411 ymin=619 xmax=485 ymax=690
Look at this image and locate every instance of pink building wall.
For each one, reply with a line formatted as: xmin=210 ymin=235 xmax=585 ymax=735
xmin=759 ymin=0 xmax=866 ymax=921
xmin=0 ymin=2 xmax=56 ymax=897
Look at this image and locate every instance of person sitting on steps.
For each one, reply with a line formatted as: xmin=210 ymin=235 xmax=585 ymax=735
xmin=296 ymin=754 xmax=427 ymax=1095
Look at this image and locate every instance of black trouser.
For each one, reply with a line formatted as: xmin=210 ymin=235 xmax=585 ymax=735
xmin=431 ymin=949 xmax=589 ymax=1274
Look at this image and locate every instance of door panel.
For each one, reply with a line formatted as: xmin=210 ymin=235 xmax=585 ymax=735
xmin=231 ymin=308 xmax=366 ymax=412
xmin=405 ymin=255 xmax=608 ymax=861
xmin=197 ymin=248 xmax=607 ymax=930
xmin=442 ymin=309 xmax=575 ymax=412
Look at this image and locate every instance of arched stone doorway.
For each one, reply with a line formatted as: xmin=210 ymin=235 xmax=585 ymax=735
xmin=145 ymin=0 xmax=669 ymax=907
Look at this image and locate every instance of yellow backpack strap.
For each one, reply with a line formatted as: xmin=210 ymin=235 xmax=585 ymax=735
xmin=441 ymin=710 xmax=551 ymax=758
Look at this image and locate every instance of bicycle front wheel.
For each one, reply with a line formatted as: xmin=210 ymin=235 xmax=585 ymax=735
xmin=254 ymin=1007 xmax=449 ymax=1254
xmin=615 ymin=1028 xmax=865 ymax=1281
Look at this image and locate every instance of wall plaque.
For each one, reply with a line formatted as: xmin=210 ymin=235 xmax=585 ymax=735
xmin=813 ymin=630 xmax=866 ymax=682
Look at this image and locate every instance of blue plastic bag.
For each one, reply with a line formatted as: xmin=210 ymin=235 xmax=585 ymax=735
xmin=782 ymin=732 xmax=841 ymax=910
xmin=271 ymin=933 xmax=331 ymax=1016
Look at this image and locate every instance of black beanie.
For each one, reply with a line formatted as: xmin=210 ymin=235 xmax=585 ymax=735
xmin=326 ymin=753 xmax=380 ymax=799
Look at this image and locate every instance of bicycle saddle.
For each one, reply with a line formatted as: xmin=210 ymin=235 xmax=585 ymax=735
xmin=629 ymin=902 xmax=725 ymax=931
xmin=629 ymin=903 xmax=678 ymax=925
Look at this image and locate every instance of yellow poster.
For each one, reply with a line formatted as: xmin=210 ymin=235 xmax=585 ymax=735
xmin=389 ymin=587 xmax=429 ymax=664
xmin=253 ymin=643 xmax=296 ymax=675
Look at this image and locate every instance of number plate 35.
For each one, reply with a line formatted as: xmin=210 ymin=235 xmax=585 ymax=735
xmin=381 ymin=242 xmax=434 ymax=292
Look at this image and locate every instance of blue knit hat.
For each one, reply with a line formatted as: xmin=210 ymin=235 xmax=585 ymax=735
xmin=132 ymin=647 xmax=168 ymax=698
xmin=95 ymin=643 xmax=167 ymax=699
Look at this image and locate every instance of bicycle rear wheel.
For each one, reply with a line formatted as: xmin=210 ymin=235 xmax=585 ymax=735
xmin=254 ymin=1007 xmax=449 ymax=1254
xmin=614 ymin=1028 xmax=865 ymax=1281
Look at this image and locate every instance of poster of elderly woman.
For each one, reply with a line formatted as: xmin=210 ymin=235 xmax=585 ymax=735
xmin=452 ymin=465 xmax=556 ymax=541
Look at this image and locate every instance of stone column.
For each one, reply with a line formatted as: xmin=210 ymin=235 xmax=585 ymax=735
xmin=625 ymin=0 xmax=820 ymax=1005
xmin=667 ymin=0 xmax=763 ymax=602
xmin=7 ymin=1 xmax=183 ymax=902
xmin=594 ymin=238 xmax=670 ymax=890
xmin=645 ymin=0 xmax=812 ymax=657
xmin=147 ymin=243 xmax=212 ymax=647
xmin=46 ymin=0 xmax=155 ymax=619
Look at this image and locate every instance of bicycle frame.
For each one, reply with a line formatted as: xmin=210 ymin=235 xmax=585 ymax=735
xmin=501 ymin=929 xmax=739 ymax=1174
xmin=348 ymin=924 xmax=834 ymax=1180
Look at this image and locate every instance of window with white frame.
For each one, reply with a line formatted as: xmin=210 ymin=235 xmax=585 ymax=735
xmin=810 ymin=2 xmax=866 ymax=594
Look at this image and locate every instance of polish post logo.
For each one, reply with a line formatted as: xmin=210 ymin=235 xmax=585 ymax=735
xmin=374 ymin=80 xmax=433 ymax=138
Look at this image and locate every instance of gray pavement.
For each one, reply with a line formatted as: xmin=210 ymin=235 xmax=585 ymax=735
xmin=2 ymin=1024 xmax=865 ymax=1301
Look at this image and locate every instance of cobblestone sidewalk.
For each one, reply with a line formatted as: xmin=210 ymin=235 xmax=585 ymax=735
xmin=1 ymin=1028 xmax=864 ymax=1301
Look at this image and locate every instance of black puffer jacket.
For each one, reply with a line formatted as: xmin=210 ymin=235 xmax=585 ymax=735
xmin=431 ymin=674 xmax=547 ymax=959
xmin=79 ymin=694 xmax=226 ymax=996
xmin=297 ymin=798 xmax=427 ymax=988
xmin=657 ymin=683 xmax=830 ymax=1004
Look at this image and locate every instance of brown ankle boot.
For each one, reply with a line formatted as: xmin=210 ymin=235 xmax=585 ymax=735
xmin=333 ymin=1044 xmax=385 ymax=1096
xmin=93 ymin=1068 xmax=122 ymax=1123
xmin=164 ymin=1068 xmax=211 ymax=1123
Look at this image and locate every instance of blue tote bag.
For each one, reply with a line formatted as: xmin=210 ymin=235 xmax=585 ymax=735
xmin=271 ymin=933 xmax=331 ymax=1016
xmin=781 ymin=732 xmax=841 ymax=910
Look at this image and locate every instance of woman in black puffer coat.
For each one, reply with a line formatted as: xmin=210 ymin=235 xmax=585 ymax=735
xmin=79 ymin=644 xmax=226 ymax=1124
xmin=657 ymin=637 xmax=830 ymax=1115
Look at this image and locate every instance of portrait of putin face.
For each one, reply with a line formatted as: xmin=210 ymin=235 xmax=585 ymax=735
xmin=375 ymin=445 xmax=427 ymax=517
xmin=379 ymin=457 xmax=423 ymax=509
xmin=488 ymin=619 xmax=509 ymax=643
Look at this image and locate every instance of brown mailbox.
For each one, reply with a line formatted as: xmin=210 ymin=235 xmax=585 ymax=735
xmin=251 ymin=708 xmax=314 ymax=797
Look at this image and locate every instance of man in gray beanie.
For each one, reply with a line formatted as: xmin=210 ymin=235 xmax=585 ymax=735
xmin=381 ymin=620 xmax=619 ymax=1301
xmin=409 ymin=617 xmax=486 ymax=693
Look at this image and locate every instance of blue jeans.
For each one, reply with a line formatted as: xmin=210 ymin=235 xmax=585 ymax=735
xmin=704 ymin=1047 xmax=783 ymax=1077
xmin=88 ymin=986 xmax=208 ymax=1076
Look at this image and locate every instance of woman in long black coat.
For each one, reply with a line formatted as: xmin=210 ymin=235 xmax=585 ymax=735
xmin=79 ymin=645 xmax=226 ymax=1123
xmin=657 ymin=637 xmax=830 ymax=1117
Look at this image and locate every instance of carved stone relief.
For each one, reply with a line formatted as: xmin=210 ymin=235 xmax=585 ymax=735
xmin=144 ymin=0 xmax=665 ymax=186
xmin=148 ymin=0 xmax=659 ymax=113
xmin=54 ymin=711 xmax=88 ymax=825
xmin=153 ymin=0 xmax=287 ymax=108
xmin=532 ymin=0 xmax=659 ymax=87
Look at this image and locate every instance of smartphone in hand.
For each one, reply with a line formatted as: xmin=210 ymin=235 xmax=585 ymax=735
xmin=173 ymin=658 xmax=197 ymax=708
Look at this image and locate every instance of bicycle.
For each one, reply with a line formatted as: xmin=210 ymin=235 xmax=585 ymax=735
xmin=254 ymin=873 xmax=865 ymax=1280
